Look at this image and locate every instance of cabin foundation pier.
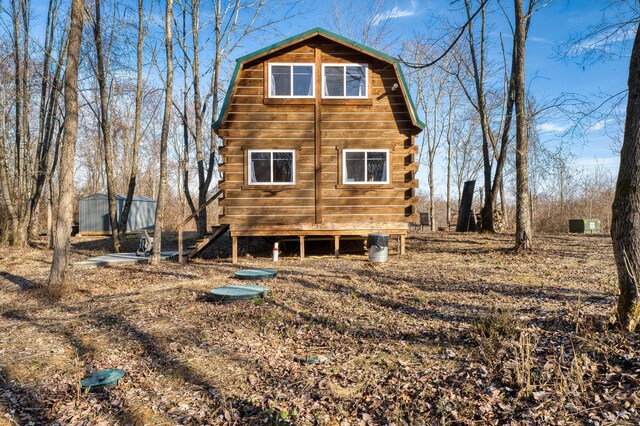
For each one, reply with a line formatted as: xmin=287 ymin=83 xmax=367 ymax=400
xmin=227 ymin=223 xmax=407 ymax=262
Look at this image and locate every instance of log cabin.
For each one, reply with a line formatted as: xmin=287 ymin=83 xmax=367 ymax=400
xmin=213 ymin=28 xmax=424 ymax=262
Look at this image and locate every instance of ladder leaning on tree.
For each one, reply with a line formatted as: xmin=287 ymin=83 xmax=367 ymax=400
xmin=176 ymin=189 xmax=227 ymax=264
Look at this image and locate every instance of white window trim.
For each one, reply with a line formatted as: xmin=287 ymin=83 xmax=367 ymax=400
xmin=248 ymin=149 xmax=296 ymax=185
xmin=342 ymin=149 xmax=390 ymax=184
xmin=322 ymin=63 xmax=369 ymax=99
xmin=267 ymin=63 xmax=315 ymax=98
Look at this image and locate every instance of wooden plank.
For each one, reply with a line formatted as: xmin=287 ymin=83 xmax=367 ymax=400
xmin=226 ymin=206 xmax=315 ymax=216
xmin=314 ymin=46 xmax=322 ymax=224
xmin=321 ymin=129 xmax=409 ymax=138
xmin=221 ymin=215 xmax=316 ymax=225
xmin=225 ymin=121 xmax=314 ymax=130
xmin=321 ymin=214 xmax=411 ymax=222
xmin=322 ymin=196 xmax=418 ymax=206
xmin=227 ymin=112 xmax=314 ymax=121
xmin=228 ymin=104 xmax=314 ymax=113
xmin=299 ymin=236 xmax=305 ymax=260
xmin=230 ymin=221 xmax=408 ymax=233
xmin=232 ymin=237 xmax=238 ymax=263
xmin=322 ymin=188 xmax=406 ymax=197
xmin=217 ymin=129 xmax=314 ymax=138
xmin=320 ymin=206 xmax=406 ymax=215
xmin=224 ymin=188 xmax=315 ymax=198
xmin=220 ymin=197 xmax=314 ymax=207
xmin=321 ymin=121 xmax=413 ymax=130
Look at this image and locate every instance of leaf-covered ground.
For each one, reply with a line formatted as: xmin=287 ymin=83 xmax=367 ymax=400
xmin=0 ymin=232 xmax=638 ymax=425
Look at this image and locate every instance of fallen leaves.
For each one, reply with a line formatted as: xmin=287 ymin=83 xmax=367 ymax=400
xmin=0 ymin=233 xmax=637 ymax=424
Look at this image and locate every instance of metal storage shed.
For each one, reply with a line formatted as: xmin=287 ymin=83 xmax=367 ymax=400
xmin=79 ymin=194 xmax=156 ymax=234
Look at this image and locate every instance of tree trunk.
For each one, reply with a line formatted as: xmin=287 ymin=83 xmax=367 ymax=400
xmin=118 ymin=0 xmax=145 ymax=247
xmin=429 ymin=159 xmax=436 ymax=231
xmin=514 ymin=0 xmax=532 ymax=251
xmin=611 ymin=24 xmax=640 ymax=332
xmin=48 ymin=0 xmax=83 ymax=298
xmin=151 ymin=0 xmax=174 ymax=265
xmin=93 ymin=0 xmax=121 ymax=253
xmin=446 ymin=136 xmax=452 ymax=227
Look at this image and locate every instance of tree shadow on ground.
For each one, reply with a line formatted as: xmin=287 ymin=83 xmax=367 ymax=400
xmin=0 ymin=368 xmax=50 ymax=425
xmin=0 ymin=271 xmax=38 ymax=290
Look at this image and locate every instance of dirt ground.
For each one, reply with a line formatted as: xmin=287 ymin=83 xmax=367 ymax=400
xmin=0 ymin=232 xmax=638 ymax=425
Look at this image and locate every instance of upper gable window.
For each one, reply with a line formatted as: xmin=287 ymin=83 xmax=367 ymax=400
xmin=268 ymin=63 xmax=314 ymax=98
xmin=322 ymin=64 xmax=368 ymax=98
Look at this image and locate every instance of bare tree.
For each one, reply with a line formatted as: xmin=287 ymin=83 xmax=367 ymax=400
xmin=611 ymin=22 xmax=640 ymax=331
xmin=326 ymin=0 xmax=401 ymax=50
xmin=403 ymin=36 xmax=458 ymax=230
xmin=150 ymin=0 xmax=174 ymax=265
xmin=174 ymin=0 xmax=300 ymax=239
xmin=118 ymin=0 xmax=151 ymax=246
xmin=514 ymin=0 xmax=532 ymax=250
xmin=48 ymin=0 xmax=84 ymax=298
xmin=92 ymin=0 xmax=121 ymax=252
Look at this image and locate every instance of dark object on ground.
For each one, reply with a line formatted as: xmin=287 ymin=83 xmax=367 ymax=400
xmin=296 ymin=355 xmax=332 ymax=365
xmin=80 ymin=369 xmax=126 ymax=391
xmin=135 ymin=229 xmax=153 ymax=257
xmin=206 ymin=285 xmax=268 ymax=302
xmin=234 ymin=269 xmax=278 ymax=280
xmin=367 ymin=233 xmax=389 ymax=263
xmin=569 ymin=219 xmax=601 ymax=234
xmin=456 ymin=180 xmax=476 ymax=232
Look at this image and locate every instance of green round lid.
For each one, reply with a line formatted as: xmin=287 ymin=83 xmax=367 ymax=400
xmin=80 ymin=368 xmax=126 ymax=390
xmin=234 ymin=269 xmax=278 ymax=280
xmin=206 ymin=285 xmax=266 ymax=302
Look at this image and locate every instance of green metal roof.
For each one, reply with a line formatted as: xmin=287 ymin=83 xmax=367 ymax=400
xmin=212 ymin=27 xmax=425 ymax=130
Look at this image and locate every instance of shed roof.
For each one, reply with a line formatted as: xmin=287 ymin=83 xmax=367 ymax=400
xmin=212 ymin=27 xmax=425 ymax=130
xmin=79 ymin=193 xmax=155 ymax=202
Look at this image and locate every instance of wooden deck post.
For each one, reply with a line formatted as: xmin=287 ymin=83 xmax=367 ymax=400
xmin=232 ymin=236 xmax=238 ymax=263
xmin=400 ymin=235 xmax=406 ymax=255
xmin=178 ymin=230 xmax=183 ymax=264
xmin=299 ymin=236 xmax=305 ymax=260
xmin=334 ymin=235 xmax=340 ymax=258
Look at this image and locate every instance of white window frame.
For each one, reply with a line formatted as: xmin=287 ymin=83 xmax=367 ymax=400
xmin=322 ymin=63 xmax=368 ymax=99
xmin=267 ymin=63 xmax=315 ymax=98
xmin=342 ymin=149 xmax=390 ymax=184
xmin=248 ymin=149 xmax=296 ymax=185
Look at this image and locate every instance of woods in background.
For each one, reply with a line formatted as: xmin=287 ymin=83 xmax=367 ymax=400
xmin=0 ymin=0 xmax=638 ymax=324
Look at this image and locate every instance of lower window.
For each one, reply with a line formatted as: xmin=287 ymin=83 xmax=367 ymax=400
xmin=343 ymin=149 xmax=389 ymax=184
xmin=248 ymin=150 xmax=295 ymax=184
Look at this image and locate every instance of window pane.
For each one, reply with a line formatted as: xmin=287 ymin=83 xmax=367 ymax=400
xmin=271 ymin=65 xmax=291 ymax=96
xmin=367 ymin=152 xmax=387 ymax=182
xmin=345 ymin=152 xmax=365 ymax=182
xmin=293 ymin=66 xmax=313 ymax=96
xmin=324 ymin=66 xmax=344 ymax=96
xmin=251 ymin=152 xmax=271 ymax=183
xmin=273 ymin=152 xmax=293 ymax=183
xmin=346 ymin=66 xmax=366 ymax=97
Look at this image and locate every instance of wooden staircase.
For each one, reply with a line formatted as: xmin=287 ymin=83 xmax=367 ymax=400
xmin=176 ymin=189 xmax=224 ymax=264
xmin=184 ymin=224 xmax=229 ymax=261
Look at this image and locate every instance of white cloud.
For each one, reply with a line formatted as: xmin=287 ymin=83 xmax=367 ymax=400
xmin=575 ymin=156 xmax=619 ymax=168
xmin=372 ymin=1 xmax=418 ymax=26
xmin=538 ymin=122 xmax=568 ymax=133
xmin=529 ymin=36 xmax=550 ymax=44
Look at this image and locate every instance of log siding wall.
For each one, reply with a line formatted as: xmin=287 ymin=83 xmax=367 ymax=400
xmin=217 ymin=36 xmax=420 ymax=229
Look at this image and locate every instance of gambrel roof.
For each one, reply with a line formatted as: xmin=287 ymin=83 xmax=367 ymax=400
xmin=212 ymin=27 xmax=425 ymax=130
